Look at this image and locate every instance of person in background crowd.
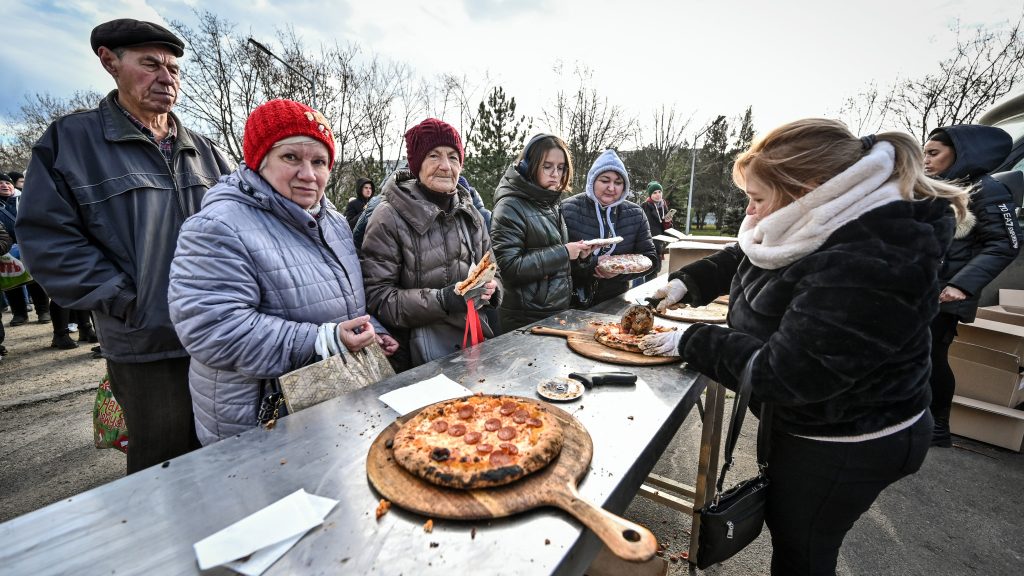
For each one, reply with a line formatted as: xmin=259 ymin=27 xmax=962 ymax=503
xmin=344 ymin=177 xmax=375 ymax=231
xmin=361 ymin=118 xmax=501 ymax=371
xmin=562 ymin=149 xmax=659 ymax=308
xmin=640 ymin=119 xmax=969 ymax=575
xmin=923 ymin=125 xmax=1021 ymax=447
xmin=490 ymin=134 xmax=590 ymax=332
xmin=8 ymin=171 xmax=25 ymax=193
xmin=0 ymin=222 xmax=11 ymax=360
xmin=169 ymin=99 xmax=396 ymax=445
xmin=16 ymin=18 xmax=233 ymax=473
xmin=642 ymin=181 xmax=671 ymax=257
xmin=1 ymin=172 xmax=50 ymax=326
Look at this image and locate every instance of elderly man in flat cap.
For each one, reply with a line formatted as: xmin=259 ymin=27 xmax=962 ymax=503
xmin=16 ymin=18 xmax=233 ymax=474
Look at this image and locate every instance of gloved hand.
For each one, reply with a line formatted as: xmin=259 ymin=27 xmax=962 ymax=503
xmin=653 ymin=278 xmax=688 ymax=312
xmin=639 ymin=330 xmax=684 ymax=357
xmin=438 ymin=284 xmax=469 ymax=313
xmin=315 ymin=322 xmax=344 ymax=360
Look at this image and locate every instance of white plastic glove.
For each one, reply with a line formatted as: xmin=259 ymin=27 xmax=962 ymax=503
xmin=315 ymin=322 xmax=344 ymax=360
xmin=639 ymin=330 xmax=684 ymax=357
xmin=653 ymin=278 xmax=688 ymax=312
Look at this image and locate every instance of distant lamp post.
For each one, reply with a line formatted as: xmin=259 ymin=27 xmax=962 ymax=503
xmin=248 ymin=37 xmax=316 ymax=108
xmin=685 ymin=115 xmax=725 ymax=235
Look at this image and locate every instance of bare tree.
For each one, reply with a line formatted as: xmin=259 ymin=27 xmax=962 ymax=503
xmin=624 ymin=105 xmax=692 ymax=191
xmin=0 ymin=90 xmax=103 ymax=171
xmin=543 ymin=64 xmax=636 ymax=191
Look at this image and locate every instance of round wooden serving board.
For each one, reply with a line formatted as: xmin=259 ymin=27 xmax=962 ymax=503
xmin=367 ymin=398 xmax=658 ymax=562
xmin=529 ymin=326 xmax=680 ymax=366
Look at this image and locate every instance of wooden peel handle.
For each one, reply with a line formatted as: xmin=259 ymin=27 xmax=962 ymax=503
xmin=542 ymin=482 xmax=658 ymax=562
xmin=529 ymin=326 xmax=585 ymax=338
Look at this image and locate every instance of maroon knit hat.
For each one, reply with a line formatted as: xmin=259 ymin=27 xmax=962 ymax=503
xmin=243 ymin=99 xmax=336 ymax=169
xmin=404 ymin=118 xmax=464 ymax=176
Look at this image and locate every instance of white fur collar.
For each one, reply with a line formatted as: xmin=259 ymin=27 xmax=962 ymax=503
xmin=738 ymin=142 xmax=904 ymax=270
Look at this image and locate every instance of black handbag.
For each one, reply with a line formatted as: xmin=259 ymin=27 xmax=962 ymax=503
xmin=696 ymin=351 xmax=773 ymax=570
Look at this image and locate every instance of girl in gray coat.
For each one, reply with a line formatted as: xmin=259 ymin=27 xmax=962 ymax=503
xmin=169 ymin=99 xmax=397 ymax=445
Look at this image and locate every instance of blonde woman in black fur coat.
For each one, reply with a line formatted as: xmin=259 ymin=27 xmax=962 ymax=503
xmin=640 ymin=119 xmax=968 ymax=576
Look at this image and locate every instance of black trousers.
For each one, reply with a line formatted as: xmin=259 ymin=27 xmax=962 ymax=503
xmin=3 ymin=282 xmax=49 ymax=318
xmin=929 ymin=312 xmax=959 ymax=421
xmin=47 ymin=301 xmax=93 ymax=335
xmin=765 ymin=412 xmax=932 ymax=575
xmin=106 ymin=356 xmax=200 ymax=474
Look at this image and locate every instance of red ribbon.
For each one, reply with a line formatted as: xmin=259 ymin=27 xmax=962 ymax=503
xmin=463 ymin=298 xmax=484 ymax=349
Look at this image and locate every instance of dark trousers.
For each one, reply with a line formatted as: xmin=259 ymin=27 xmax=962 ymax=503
xmin=4 ymin=282 xmax=49 ymax=318
xmin=765 ymin=412 xmax=932 ymax=575
xmin=929 ymin=312 xmax=959 ymax=421
xmin=48 ymin=301 xmax=93 ymax=335
xmin=106 ymin=356 xmax=200 ymax=474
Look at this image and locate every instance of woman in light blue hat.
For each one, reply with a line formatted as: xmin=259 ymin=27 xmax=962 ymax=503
xmin=561 ymin=149 xmax=659 ymax=307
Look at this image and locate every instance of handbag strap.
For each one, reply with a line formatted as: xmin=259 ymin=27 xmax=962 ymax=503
xmin=715 ymin=350 xmax=772 ymax=494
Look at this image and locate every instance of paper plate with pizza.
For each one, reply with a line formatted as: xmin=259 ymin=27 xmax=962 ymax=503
xmin=654 ymin=301 xmax=729 ymax=324
xmin=595 ymin=254 xmax=653 ymax=276
xmin=582 ymin=235 xmax=623 ymax=248
xmin=455 ymin=251 xmax=497 ymax=298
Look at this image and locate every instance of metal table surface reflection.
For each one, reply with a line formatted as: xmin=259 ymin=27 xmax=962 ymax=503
xmin=0 ymin=285 xmax=707 ymax=576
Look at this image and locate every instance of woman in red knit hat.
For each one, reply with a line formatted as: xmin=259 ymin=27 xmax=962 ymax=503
xmin=361 ymin=118 xmax=502 ymax=371
xmin=167 ymin=99 xmax=397 ymax=445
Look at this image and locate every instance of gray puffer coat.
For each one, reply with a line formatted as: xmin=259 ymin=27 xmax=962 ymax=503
xmin=361 ymin=170 xmax=502 ymax=369
xmin=168 ymin=166 xmax=383 ymax=445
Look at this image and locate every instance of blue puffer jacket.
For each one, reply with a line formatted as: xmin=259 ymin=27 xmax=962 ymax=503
xmin=168 ymin=166 xmax=383 ymax=445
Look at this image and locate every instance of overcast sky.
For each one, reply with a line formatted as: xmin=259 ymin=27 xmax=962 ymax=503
xmin=2 ymin=0 xmax=1022 ymax=139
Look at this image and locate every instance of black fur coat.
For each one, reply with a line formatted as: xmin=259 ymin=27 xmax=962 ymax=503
xmin=672 ymin=198 xmax=955 ymax=436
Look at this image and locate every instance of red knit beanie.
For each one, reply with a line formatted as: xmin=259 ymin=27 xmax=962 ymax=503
xmin=243 ymin=99 xmax=336 ymax=169
xmin=404 ymin=118 xmax=464 ymax=176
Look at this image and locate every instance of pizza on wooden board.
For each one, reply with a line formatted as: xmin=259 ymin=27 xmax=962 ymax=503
xmin=592 ymin=322 xmax=676 ymax=354
xmin=391 ymin=395 xmax=563 ymax=489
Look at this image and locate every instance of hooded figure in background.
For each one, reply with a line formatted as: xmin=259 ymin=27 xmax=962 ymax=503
xmin=923 ymin=124 xmax=1021 ymax=447
xmin=344 ymin=177 xmax=375 ymax=231
xmin=561 ymin=149 xmax=659 ymax=307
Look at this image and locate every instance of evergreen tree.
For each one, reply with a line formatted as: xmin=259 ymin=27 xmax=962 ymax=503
xmin=462 ymin=87 xmax=530 ymax=208
xmin=720 ymin=107 xmax=756 ymax=236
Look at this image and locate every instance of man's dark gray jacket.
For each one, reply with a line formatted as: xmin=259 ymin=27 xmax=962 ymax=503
xmin=17 ymin=90 xmax=233 ymax=362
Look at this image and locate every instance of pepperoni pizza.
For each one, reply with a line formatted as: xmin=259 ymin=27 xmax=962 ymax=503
xmin=391 ymin=395 xmax=563 ymax=489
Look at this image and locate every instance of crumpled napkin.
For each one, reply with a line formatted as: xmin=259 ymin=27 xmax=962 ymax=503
xmin=378 ymin=373 xmax=473 ymax=415
xmin=193 ymin=489 xmax=338 ymax=575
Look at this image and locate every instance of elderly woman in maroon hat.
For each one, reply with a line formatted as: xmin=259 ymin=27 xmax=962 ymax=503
xmin=168 ymin=98 xmax=396 ymax=445
xmin=361 ymin=118 xmax=502 ymax=371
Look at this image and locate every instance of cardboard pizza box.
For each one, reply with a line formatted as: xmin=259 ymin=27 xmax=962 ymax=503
xmin=950 ymin=395 xmax=1024 ymax=452
xmin=955 ymin=318 xmax=1024 ymax=359
xmin=666 ymin=241 xmax=726 ymax=272
xmin=976 ymin=305 xmax=1024 ymax=327
xmin=1000 ymin=289 xmax=1024 ymax=315
xmin=949 ymin=340 xmax=1024 ymax=407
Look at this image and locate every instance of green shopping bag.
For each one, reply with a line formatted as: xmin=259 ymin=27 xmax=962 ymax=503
xmin=0 ymin=253 xmax=32 ymax=291
xmin=93 ymin=375 xmax=129 ymax=454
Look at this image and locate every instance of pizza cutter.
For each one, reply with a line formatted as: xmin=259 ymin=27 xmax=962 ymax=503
xmin=537 ymin=371 xmax=638 ymax=402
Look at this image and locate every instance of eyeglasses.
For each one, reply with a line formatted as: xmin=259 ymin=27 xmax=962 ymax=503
xmin=541 ymin=164 xmax=566 ymax=175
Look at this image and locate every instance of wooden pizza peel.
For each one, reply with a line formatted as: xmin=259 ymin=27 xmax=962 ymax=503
xmin=366 ymin=400 xmax=658 ymax=562
xmin=529 ymin=326 xmax=680 ymax=366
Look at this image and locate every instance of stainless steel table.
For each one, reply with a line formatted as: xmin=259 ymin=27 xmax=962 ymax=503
xmin=0 ymin=287 xmax=708 ymax=575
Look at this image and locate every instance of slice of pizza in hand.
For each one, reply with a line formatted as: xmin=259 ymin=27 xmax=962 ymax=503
xmin=455 ymin=251 xmax=497 ymax=296
xmin=582 ymin=236 xmax=624 ymax=248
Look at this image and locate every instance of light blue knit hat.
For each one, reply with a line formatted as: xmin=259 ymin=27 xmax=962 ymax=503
xmin=584 ymin=149 xmax=631 ymax=255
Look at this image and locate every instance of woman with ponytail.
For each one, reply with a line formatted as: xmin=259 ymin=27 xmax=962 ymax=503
xmin=640 ymin=119 xmax=968 ymax=575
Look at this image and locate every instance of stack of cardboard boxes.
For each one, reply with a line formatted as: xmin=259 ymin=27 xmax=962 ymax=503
xmin=949 ymin=289 xmax=1024 ymax=451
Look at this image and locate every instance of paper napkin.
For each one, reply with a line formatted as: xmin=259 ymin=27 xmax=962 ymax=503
xmin=378 ymin=373 xmax=473 ymax=415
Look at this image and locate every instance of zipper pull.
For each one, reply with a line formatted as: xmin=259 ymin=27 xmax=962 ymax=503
xmin=726 ymin=520 xmax=734 ymax=539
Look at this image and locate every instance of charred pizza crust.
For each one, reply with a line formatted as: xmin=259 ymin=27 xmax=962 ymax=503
xmin=593 ymin=322 xmax=676 ymax=353
xmin=392 ymin=395 xmax=563 ymax=489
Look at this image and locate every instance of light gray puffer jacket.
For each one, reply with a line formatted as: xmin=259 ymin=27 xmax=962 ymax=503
xmin=168 ymin=166 xmax=383 ymax=445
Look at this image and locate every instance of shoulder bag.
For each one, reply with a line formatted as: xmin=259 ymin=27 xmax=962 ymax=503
xmin=695 ymin=351 xmax=772 ymax=569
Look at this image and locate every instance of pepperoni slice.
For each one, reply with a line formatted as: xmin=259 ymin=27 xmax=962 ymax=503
xmin=497 ymin=426 xmax=517 ymax=441
xmin=489 ymin=450 xmax=513 ymax=466
xmin=448 ymin=423 xmax=467 ymax=437
xmin=476 ymin=443 xmax=494 ymax=454
xmin=499 ymin=443 xmax=519 ymax=455
xmin=464 ymin=431 xmax=482 ymax=444
xmin=458 ymin=404 xmax=475 ymax=420
xmin=526 ymin=417 xmax=544 ymax=428
xmin=499 ymin=401 xmax=517 ymax=416
xmin=484 ymin=418 xmax=502 ymax=431
xmin=512 ymin=409 xmax=529 ymax=424
xmin=431 ymin=420 xmax=449 ymax=433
